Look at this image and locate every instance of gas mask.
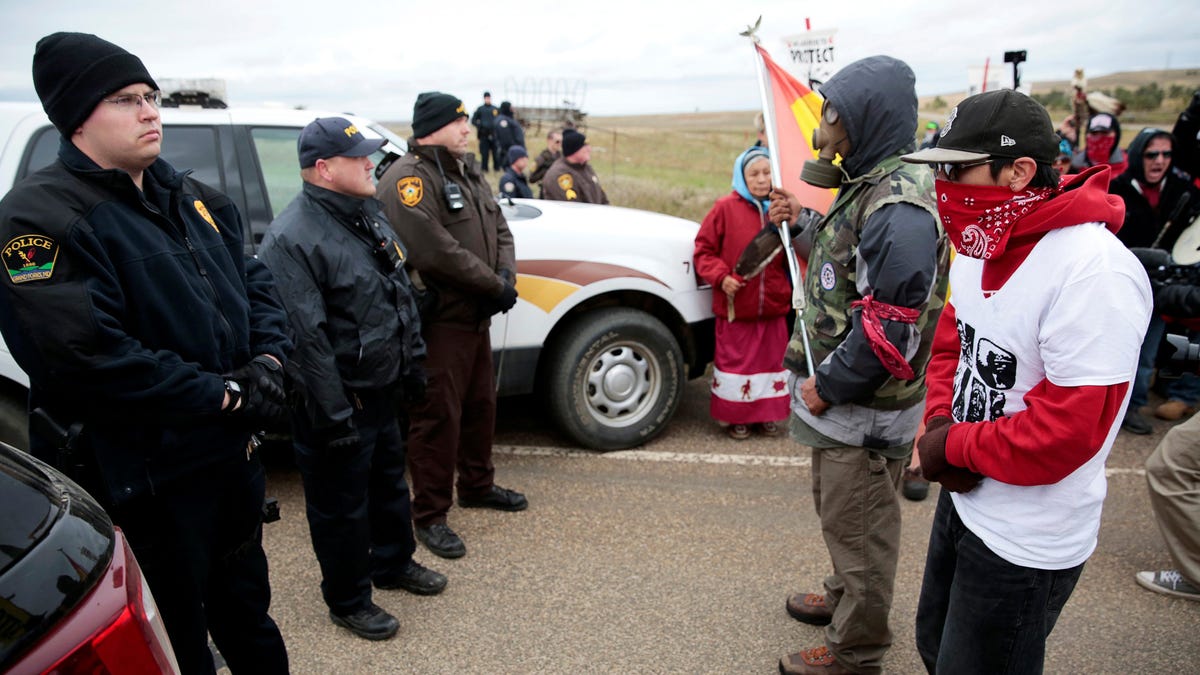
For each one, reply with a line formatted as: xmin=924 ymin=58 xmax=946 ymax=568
xmin=801 ymin=100 xmax=852 ymax=189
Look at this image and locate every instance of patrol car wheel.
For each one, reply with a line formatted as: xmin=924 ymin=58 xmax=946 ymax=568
xmin=545 ymin=308 xmax=683 ymax=451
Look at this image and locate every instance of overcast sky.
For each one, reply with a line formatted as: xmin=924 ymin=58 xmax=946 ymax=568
xmin=0 ymin=0 xmax=1196 ymax=122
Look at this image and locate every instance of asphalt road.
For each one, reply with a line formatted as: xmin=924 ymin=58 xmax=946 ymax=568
xmin=252 ymin=377 xmax=1200 ymax=674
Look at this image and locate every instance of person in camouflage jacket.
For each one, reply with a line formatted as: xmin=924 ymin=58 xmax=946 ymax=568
xmin=768 ymin=56 xmax=949 ymax=675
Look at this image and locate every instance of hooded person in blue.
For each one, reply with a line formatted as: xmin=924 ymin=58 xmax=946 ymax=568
xmin=768 ymin=55 xmax=949 ymax=675
xmin=694 ymin=147 xmax=792 ymax=440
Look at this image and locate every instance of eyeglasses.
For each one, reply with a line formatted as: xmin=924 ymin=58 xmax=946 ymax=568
xmin=1144 ymin=150 xmax=1173 ymax=160
xmin=934 ymin=158 xmax=992 ymax=182
xmin=101 ymin=91 xmax=162 ymax=111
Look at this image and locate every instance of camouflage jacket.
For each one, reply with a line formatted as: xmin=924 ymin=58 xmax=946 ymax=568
xmin=785 ymin=154 xmax=949 ymax=446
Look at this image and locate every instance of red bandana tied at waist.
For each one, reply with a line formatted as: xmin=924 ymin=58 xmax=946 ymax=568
xmin=851 ymin=295 xmax=920 ymax=380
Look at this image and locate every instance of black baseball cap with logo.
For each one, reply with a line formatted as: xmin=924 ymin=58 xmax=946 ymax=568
xmin=298 ymin=116 xmax=386 ymax=168
xmin=902 ymin=89 xmax=1059 ymax=165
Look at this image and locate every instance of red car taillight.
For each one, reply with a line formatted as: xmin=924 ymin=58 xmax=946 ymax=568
xmin=12 ymin=528 xmax=180 ymax=675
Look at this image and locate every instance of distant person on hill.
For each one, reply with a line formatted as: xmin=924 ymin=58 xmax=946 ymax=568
xmin=493 ymin=101 xmax=525 ymax=162
xmin=529 ymin=129 xmax=562 ymax=198
xmin=542 ymin=129 xmax=609 ymax=204
xmin=1071 ymin=112 xmax=1128 ymax=175
xmin=470 ymin=91 xmax=499 ymax=172
xmin=754 ymin=111 xmax=768 ymax=148
xmin=497 ymin=146 xmax=532 ymax=199
xmin=693 ymin=147 xmax=790 ymax=441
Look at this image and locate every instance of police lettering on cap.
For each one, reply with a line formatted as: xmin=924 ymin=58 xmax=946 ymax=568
xmin=32 ymin=32 xmax=159 ymax=137
xmin=412 ymin=92 xmax=468 ymax=138
xmin=901 ymin=89 xmax=1059 ymax=166
xmin=297 ymin=117 xmax=386 ymax=168
xmin=562 ymin=129 xmax=587 ymax=157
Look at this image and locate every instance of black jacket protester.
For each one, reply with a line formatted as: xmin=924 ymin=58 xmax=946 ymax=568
xmin=258 ymin=182 xmax=426 ymax=431
xmin=0 ymin=140 xmax=291 ymax=504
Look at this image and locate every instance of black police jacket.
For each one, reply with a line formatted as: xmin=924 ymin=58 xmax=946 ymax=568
xmin=498 ymin=168 xmax=533 ymax=199
xmin=258 ymin=182 xmax=426 ymax=431
xmin=0 ymin=140 xmax=291 ymax=505
xmin=494 ymin=114 xmax=525 ymax=151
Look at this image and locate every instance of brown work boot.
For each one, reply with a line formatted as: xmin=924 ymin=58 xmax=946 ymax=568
xmin=1155 ymin=399 xmax=1194 ymax=421
xmin=785 ymin=592 xmax=833 ymax=626
xmin=779 ymin=646 xmax=854 ymax=674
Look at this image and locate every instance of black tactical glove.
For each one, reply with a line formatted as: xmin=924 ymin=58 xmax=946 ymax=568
xmin=495 ymin=282 xmax=518 ymax=313
xmin=478 ymin=281 xmax=518 ymax=319
xmin=226 ymin=355 xmax=287 ymax=425
xmin=324 ymin=418 xmax=360 ymax=452
xmin=400 ymin=363 xmax=428 ymax=406
xmin=917 ymin=416 xmax=984 ymax=494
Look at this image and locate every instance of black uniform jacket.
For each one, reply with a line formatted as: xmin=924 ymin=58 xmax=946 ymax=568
xmin=259 ymin=183 xmax=426 ymax=431
xmin=0 ymin=140 xmax=291 ymax=504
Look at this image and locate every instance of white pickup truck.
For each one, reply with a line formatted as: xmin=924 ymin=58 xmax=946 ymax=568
xmin=0 ymin=99 xmax=714 ymax=451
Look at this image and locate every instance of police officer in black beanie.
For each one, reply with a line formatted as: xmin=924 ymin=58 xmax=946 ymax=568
xmin=0 ymin=32 xmax=291 ymax=674
xmin=377 ymin=92 xmax=527 ymax=561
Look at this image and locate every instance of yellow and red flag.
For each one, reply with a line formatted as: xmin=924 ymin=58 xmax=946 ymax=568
xmin=756 ymin=44 xmax=835 ymax=215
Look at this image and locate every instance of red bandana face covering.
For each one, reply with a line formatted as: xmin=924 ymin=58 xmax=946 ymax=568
xmin=1086 ymin=134 xmax=1116 ymax=166
xmin=934 ymin=179 xmax=1057 ymax=259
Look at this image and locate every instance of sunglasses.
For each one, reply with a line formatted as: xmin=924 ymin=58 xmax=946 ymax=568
xmin=934 ymin=158 xmax=992 ymax=182
xmin=1144 ymin=150 xmax=1173 ymax=160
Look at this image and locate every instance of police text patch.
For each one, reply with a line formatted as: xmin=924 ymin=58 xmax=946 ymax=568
xmin=4 ymin=234 xmax=59 ymax=284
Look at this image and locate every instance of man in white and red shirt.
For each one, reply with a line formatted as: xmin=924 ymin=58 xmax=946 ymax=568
xmin=901 ymin=90 xmax=1152 ymax=673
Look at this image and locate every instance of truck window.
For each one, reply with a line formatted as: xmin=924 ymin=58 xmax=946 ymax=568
xmin=20 ymin=125 xmax=222 ymax=191
xmin=249 ymin=127 xmax=303 ymax=219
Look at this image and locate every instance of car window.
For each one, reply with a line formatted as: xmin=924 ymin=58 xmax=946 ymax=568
xmin=21 ymin=126 xmax=59 ymax=176
xmin=19 ymin=125 xmax=222 ymax=191
xmin=249 ymin=127 xmax=303 ymax=219
xmin=159 ymin=126 xmax=223 ymax=189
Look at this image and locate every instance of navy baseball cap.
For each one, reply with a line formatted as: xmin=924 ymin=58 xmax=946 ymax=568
xmin=298 ymin=116 xmax=386 ymax=168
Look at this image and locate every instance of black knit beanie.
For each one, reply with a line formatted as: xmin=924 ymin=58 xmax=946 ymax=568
xmin=562 ymin=128 xmax=586 ymax=157
xmin=412 ymin=92 xmax=467 ymax=138
xmin=32 ymin=32 xmax=159 ymax=137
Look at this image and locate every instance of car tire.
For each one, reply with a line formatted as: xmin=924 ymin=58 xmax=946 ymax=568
xmin=545 ymin=308 xmax=684 ymax=451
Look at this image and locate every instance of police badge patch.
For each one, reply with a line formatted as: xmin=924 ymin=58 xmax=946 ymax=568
xmin=194 ymin=200 xmax=219 ymax=233
xmin=4 ymin=234 xmax=59 ymax=284
xmin=556 ymin=174 xmax=574 ymax=191
xmin=398 ymin=176 xmax=423 ymax=207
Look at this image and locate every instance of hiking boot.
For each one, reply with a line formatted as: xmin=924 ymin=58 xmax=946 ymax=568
xmin=416 ymin=523 xmax=466 ymax=559
xmin=1135 ymin=569 xmax=1200 ymax=601
xmin=1121 ymin=409 xmax=1153 ymax=435
xmin=1155 ymin=399 xmax=1194 ymax=421
xmin=329 ymin=603 xmax=399 ymax=641
xmin=458 ymin=484 xmax=528 ymax=512
xmin=785 ymin=592 xmax=832 ymax=626
xmin=779 ymin=646 xmax=853 ymax=674
xmin=374 ymin=560 xmax=447 ymax=595
xmin=728 ymin=424 xmax=751 ymax=440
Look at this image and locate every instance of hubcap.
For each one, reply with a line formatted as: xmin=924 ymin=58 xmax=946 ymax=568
xmin=583 ymin=342 xmax=661 ymax=427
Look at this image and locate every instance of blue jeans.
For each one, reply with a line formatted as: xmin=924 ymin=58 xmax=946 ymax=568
xmin=915 ymin=491 xmax=1083 ymax=674
xmin=1132 ymin=316 xmax=1200 ymax=408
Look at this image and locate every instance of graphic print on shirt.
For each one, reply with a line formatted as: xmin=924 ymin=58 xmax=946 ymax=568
xmin=952 ymin=319 xmax=1017 ymax=422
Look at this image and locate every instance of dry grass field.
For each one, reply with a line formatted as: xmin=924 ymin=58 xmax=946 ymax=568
xmin=384 ymin=69 xmax=1199 ymax=224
